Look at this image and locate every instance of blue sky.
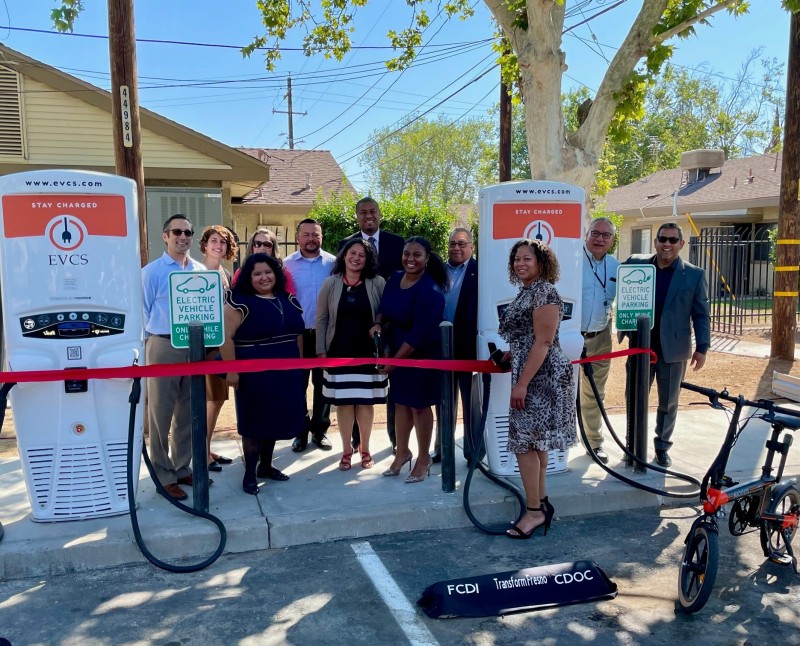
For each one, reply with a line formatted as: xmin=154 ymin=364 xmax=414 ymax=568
xmin=0 ymin=1 xmax=792 ymax=192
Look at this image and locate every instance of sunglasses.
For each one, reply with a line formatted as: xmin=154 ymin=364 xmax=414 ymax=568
xmin=657 ymin=236 xmax=681 ymax=244
xmin=253 ymin=241 xmax=273 ymax=249
xmin=448 ymin=241 xmax=470 ymax=249
xmin=589 ymin=231 xmax=613 ymax=240
xmin=169 ymin=228 xmax=193 ymax=237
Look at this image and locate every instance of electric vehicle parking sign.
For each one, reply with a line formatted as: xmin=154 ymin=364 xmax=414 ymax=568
xmin=168 ymin=270 xmax=224 ymax=348
xmin=615 ymin=265 xmax=655 ymax=331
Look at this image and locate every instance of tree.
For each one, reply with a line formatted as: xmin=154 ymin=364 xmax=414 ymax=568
xmin=360 ymin=116 xmax=493 ymax=205
xmin=493 ymin=51 xmax=785 ymax=190
xmin=245 ymin=0 xmax=772 ymax=197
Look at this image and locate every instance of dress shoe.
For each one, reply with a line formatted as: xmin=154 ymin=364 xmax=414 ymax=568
xmin=208 ymin=461 xmax=223 ymax=472
xmin=212 ymin=454 xmax=233 ymax=464
xmin=257 ymin=465 xmax=289 ymax=481
xmin=242 ymin=476 xmax=259 ymax=495
xmin=177 ymin=474 xmax=213 ymax=486
xmin=587 ymin=447 xmax=609 ymax=464
xmin=312 ymin=434 xmax=333 ymax=450
xmin=159 ymin=483 xmax=188 ymax=501
xmin=655 ymin=450 xmax=672 ymax=468
xmin=429 ymin=449 xmax=442 ymax=464
xmin=292 ymin=436 xmax=308 ymax=452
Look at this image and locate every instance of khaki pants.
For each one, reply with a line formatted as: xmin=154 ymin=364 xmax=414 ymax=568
xmin=146 ymin=336 xmax=193 ymax=485
xmin=579 ymin=323 xmax=612 ymax=449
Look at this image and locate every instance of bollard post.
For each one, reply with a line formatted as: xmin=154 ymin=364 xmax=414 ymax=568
xmin=188 ymin=321 xmax=209 ymax=512
xmin=625 ymin=331 xmax=637 ymax=468
xmin=439 ymin=322 xmax=455 ymax=493
xmin=632 ymin=315 xmax=651 ymax=473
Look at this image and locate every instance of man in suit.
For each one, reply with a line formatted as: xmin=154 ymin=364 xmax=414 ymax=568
xmin=623 ymin=222 xmax=710 ymax=467
xmin=431 ymin=227 xmax=479 ymax=463
xmin=338 ymin=197 xmax=404 ymax=451
xmin=339 ymin=197 xmax=405 ymax=280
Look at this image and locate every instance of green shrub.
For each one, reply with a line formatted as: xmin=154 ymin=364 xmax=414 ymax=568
xmin=309 ymin=190 xmax=452 ymax=255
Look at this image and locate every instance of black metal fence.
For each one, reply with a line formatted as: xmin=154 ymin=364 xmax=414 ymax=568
xmin=233 ymin=225 xmax=297 ymax=271
xmin=688 ymin=225 xmax=793 ymax=335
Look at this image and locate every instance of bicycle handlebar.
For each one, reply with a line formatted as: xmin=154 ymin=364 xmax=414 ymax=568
xmin=681 ymin=381 xmax=800 ymax=424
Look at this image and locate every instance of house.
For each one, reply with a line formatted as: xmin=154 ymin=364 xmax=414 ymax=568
xmin=605 ymin=150 xmax=784 ymax=333
xmin=607 ymin=150 xmax=781 ymax=257
xmin=234 ymin=148 xmax=357 ymax=256
xmin=0 ymin=43 xmax=270 ymax=261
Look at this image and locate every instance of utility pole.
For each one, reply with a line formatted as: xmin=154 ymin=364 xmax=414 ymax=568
xmin=108 ymin=0 xmax=147 ymax=267
xmin=499 ymin=81 xmax=512 ymax=182
xmin=272 ymin=75 xmax=307 ymax=150
xmin=771 ymin=10 xmax=800 ymax=360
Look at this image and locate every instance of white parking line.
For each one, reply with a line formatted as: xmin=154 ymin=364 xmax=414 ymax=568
xmin=351 ymin=541 xmax=439 ymax=646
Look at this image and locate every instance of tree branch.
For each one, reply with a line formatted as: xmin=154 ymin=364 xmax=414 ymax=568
xmin=655 ymin=0 xmax=744 ymax=43
xmin=572 ymin=0 xmax=670 ymax=153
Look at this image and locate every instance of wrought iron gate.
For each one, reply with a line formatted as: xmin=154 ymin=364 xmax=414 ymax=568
xmin=689 ymin=225 xmax=780 ymax=335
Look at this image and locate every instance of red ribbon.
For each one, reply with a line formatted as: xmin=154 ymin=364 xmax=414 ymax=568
xmin=0 ymin=348 xmax=655 ymax=384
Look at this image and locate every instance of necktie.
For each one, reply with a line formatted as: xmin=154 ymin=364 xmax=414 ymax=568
xmin=368 ymin=236 xmax=377 ymax=252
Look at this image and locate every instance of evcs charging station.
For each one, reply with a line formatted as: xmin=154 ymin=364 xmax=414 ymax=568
xmin=478 ymin=180 xmax=584 ymax=476
xmin=0 ymin=170 xmax=144 ymax=521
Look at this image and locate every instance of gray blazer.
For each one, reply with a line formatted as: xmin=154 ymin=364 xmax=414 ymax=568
xmin=315 ymin=274 xmax=386 ymax=355
xmin=622 ymin=254 xmax=711 ymax=363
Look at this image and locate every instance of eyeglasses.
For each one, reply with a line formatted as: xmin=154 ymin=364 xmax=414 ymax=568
xmin=657 ymin=235 xmax=681 ymax=244
xmin=169 ymin=228 xmax=193 ymax=237
xmin=253 ymin=241 xmax=273 ymax=249
xmin=448 ymin=241 xmax=470 ymax=248
xmin=589 ymin=231 xmax=613 ymax=240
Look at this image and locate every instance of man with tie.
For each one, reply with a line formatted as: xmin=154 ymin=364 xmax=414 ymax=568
xmin=339 ymin=197 xmax=405 ymax=280
xmin=338 ymin=197 xmax=404 ymax=452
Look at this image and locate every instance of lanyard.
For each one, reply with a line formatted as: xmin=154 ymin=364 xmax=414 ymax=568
xmin=584 ymin=248 xmax=607 ymax=290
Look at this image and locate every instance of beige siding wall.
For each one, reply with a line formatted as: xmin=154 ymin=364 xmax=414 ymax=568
xmin=22 ymin=78 xmax=230 ymax=169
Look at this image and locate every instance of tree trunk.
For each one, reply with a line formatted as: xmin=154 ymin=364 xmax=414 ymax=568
xmin=771 ymin=11 xmax=800 ymax=360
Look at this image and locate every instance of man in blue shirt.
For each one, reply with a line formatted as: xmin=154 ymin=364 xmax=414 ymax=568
xmin=580 ymin=217 xmax=619 ymax=464
xmin=142 ymin=215 xmax=206 ymax=501
xmin=284 ymin=218 xmax=336 ymax=452
xmin=431 ymin=227 xmax=478 ymax=464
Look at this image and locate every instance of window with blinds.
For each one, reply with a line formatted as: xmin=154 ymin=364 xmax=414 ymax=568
xmin=0 ymin=65 xmax=25 ymax=158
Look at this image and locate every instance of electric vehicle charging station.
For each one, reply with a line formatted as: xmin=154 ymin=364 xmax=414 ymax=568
xmin=0 ymin=170 xmax=144 ymax=522
xmin=478 ymin=180 xmax=585 ymax=476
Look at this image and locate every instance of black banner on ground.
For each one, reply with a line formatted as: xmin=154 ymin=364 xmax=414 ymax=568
xmin=417 ymin=560 xmax=617 ymax=618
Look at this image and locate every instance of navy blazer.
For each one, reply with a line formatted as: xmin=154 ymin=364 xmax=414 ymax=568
xmin=622 ymin=254 xmax=710 ymax=363
xmin=339 ymin=230 xmax=405 ymax=280
xmin=452 ymin=257 xmax=478 ymax=360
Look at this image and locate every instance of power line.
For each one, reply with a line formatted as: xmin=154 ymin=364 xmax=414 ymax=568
xmin=0 ymin=24 xmax=493 ymax=52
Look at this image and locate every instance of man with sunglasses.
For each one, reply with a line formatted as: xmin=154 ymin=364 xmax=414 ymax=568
xmin=622 ymin=222 xmax=710 ymax=468
xmin=580 ymin=217 xmax=619 ymax=465
xmin=142 ymin=214 xmax=207 ymax=500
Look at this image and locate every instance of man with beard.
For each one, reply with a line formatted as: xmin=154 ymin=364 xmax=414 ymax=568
xmin=284 ymin=218 xmax=336 ymax=452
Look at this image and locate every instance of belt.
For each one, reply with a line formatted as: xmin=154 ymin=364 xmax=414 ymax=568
xmin=581 ymin=330 xmax=604 ymax=339
xmin=304 ymin=329 xmax=316 ymax=335
xmin=152 ymin=334 xmax=171 ymax=339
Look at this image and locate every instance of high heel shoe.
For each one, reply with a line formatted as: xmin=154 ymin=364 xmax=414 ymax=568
xmin=540 ymin=496 xmax=555 ymax=529
xmin=381 ymin=453 xmax=412 ymax=477
xmin=507 ymin=505 xmax=548 ymax=539
xmin=405 ymin=461 xmax=431 ymax=484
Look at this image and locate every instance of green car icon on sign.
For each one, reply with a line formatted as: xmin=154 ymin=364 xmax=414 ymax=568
xmin=621 ymin=269 xmax=651 ymax=285
xmin=176 ymin=275 xmax=217 ymax=294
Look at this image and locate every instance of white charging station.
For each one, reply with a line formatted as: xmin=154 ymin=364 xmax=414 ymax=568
xmin=478 ymin=180 xmax=584 ymax=476
xmin=0 ymin=170 xmax=144 ymax=521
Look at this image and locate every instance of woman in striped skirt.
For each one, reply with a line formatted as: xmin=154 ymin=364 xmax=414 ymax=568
xmin=315 ymin=238 xmax=387 ymax=470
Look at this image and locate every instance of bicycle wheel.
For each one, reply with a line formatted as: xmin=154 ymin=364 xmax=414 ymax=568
xmin=760 ymin=485 xmax=800 ymax=557
xmin=678 ymin=524 xmax=719 ymax=613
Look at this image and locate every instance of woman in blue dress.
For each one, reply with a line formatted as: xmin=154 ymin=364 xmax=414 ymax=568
xmin=370 ymin=236 xmax=447 ymax=484
xmin=219 ymin=253 xmax=306 ymax=495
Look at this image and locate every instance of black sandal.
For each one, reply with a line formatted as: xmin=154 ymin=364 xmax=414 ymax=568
xmin=506 ymin=506 xmax=548 ymax=539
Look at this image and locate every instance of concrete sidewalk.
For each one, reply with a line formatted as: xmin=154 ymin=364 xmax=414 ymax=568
xmin=2 ymin=403 xmax=798 ymax=580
